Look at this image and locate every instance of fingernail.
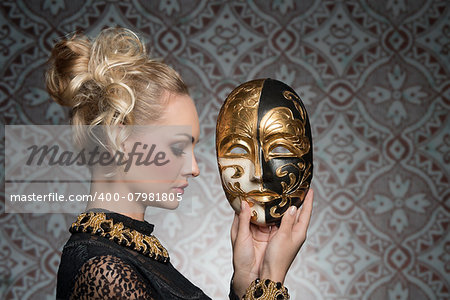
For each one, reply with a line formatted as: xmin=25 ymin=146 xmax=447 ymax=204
xmin=241 ymin=200 xmax=247 ymax=209
xmin=289 ymin=206 xmax=297 ymax=215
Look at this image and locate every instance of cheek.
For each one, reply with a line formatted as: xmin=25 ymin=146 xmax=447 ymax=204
xmin=157 ymin=159 xmax=181 ymax=177
xmin=219 ymin=158 xmax=250 ymax=181
xmin=124 ymin=153 xmax=184 ymax=185
xmin=152 ymin=144 xmax=186 ymax=179
xmin=218 ymin=158 xmax=260 ymax=192
xmin=127 ymin=162 xmax=182 ymax=194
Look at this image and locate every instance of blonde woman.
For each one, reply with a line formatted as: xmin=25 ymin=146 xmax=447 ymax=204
xmin=49 ymin=28 xmax=313 ymax=299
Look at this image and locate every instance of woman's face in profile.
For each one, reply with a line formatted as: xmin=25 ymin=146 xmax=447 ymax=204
xmin=122 ymin=93 xmax=200 ymax=210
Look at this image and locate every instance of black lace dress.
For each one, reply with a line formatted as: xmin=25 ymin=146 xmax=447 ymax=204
xmin=56 ymin=209 xmax=218 ymax=299
xmin=56 ymin=209 xmax=289 ymax=299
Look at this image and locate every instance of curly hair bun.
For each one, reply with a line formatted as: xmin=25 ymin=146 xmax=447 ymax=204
xmin=46 ymin=27 xmax=188 ymax=153
xmin=46 ymin=27 xmax=187 ymax=127
xmin=46 ymin=32 xmax=91 ymax=108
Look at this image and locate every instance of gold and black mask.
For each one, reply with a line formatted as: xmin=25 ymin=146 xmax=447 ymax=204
xmin=216 ymin=79 xmax=313 ymax=225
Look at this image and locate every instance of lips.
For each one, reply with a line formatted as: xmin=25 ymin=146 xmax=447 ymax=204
xmin=177 ymin=183 xmax=189 ymax=189
xmin=173 ymin=183 xmax=188 ymax=195
xmin=245 ymin=190 xmax=279 ymax=203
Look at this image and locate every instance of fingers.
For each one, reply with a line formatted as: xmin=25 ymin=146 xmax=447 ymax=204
xmin=279 ymin=205 xmax=297 ymax=234
xmin=269 ymin=225 xmax=278 ymax=239
xmin=231 ymin=214 xmax=239 ymax=247
xmin=237 ymin=200 xmax=251 ymax=239
xmin=294 ymin=189 xmax=314 ymax=235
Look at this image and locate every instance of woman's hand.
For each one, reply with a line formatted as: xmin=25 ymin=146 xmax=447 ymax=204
xmin=261 ymin=189 xmax=314 ymax=283
xmin=230 ymin=201 xmax=272 ymax=297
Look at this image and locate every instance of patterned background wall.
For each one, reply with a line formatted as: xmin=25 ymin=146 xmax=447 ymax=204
xmin=0 ymin=0 xmax=449 ymax=299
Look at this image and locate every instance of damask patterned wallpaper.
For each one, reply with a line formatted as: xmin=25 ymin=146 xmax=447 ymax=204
xmin=0 ymin=0 xmax=449 ymax=299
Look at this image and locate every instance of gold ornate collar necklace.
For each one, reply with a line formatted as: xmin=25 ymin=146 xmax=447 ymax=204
xmin=69 ymin=212 xmax=170 ymax=263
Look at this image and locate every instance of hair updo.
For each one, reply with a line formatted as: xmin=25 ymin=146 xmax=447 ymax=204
xmin=46 ymin=27 xmax=188 ymax=153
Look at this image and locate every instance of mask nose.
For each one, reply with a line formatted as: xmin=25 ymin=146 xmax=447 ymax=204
xmin=250 ymin=147 xmax=263 ymax=183
xmin=250 ymin=172 xmax=262 ymax=183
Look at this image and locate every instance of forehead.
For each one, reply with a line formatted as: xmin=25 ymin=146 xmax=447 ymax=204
xmin=160 ymin=93 xmax=200 ymax=141
xmin=217 ymin=79 xmax=307 ymax=140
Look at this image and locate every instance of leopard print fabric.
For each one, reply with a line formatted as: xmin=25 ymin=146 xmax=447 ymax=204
xmin=70 ymin=255 xmax=154 ymax=299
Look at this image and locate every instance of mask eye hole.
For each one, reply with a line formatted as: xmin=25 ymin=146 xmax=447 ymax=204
xmin=229 ymin=145 xmax=249 ymax=155
xmin=270 ymin=146 xmax=293 ymax=154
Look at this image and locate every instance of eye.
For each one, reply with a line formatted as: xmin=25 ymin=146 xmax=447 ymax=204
xmin=270 ymin=146 xmax=293 ymax=154
xmin=229 ymin=145 xmax=249 ymax=155
xmin=170 ymin=142 xmax=188 ymax=157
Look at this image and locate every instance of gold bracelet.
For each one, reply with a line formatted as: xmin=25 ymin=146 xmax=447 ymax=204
xmin=243 ymin=278 xmax=289 ymax=299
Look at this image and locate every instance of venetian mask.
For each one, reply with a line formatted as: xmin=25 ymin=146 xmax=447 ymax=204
xmin=216 ymin=79 xmax=313 ymax=225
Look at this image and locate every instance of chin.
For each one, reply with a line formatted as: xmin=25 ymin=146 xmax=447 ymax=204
xmin=165 ymin=201 xmax=180 ymax=210
xmin=143 ymin=200 xmax=180 ymax=210
xmin=160 ymin=199 xmax=181 ymax=210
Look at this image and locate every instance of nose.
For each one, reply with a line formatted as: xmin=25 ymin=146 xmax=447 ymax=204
xmin=191 ymin=153 xmax=200 ymax=177
xmin=182 ymin=149 xmax=200 ymax=178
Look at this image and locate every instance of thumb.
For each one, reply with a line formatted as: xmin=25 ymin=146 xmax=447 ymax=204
xmin=293 ymin=189 xmax=314 ymax=237
xmin=231 ymin=214 xmax=239 ymax=247
xmin=237 ymin=200 xmax=251 ymax=239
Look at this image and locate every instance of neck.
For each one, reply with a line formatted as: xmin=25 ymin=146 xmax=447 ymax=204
xmin=86 ymin=171 xmax=145 ymax=221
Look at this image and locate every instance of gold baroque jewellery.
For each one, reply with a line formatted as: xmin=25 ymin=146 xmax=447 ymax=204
xmin=244 ymin=278 xmax=290 ymax=299
xmin=69 ymin=212 xmax=170 ymax=263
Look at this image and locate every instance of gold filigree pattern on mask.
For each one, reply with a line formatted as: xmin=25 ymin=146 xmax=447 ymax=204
xmin=276 ymin=162 xmax=306 ymax=192
xmin=219 ymin=164 xmax=244 ymax=179
xmin=216 ymin=79 xmax=264 ymax=159
xmin=70 ymin=212 xmax=170 ymax=263
xmin=251 ymin=210 xmax=258 ymax=222
xmin=269 ymin=194 xmax=289 ymax=218
xmin=283 ymin=90 xmax=306 ymax=120
xmin=259 ymin=107 xmax=310 ymax=162
xmin=222 ymin=180 xmax=248 ymax=206
xmin=269 ymin=162 xmax=312 ymax=218
xmin=226 ymin=181 xmax=246 ymax=196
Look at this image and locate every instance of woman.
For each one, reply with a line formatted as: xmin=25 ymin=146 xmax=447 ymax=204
xmin=48 ymin=27 xmax=313 ymax=299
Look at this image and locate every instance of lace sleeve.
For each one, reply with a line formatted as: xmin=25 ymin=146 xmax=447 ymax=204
xmin=69 ymin=255 xmax=154 ymax=300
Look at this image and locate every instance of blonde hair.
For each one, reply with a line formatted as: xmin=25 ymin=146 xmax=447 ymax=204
xmin=46 ymin=27 xmax=188 ymax=153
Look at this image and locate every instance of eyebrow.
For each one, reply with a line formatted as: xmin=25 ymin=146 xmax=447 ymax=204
xmin=175 ymin=133 xmax=198 ymax=144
